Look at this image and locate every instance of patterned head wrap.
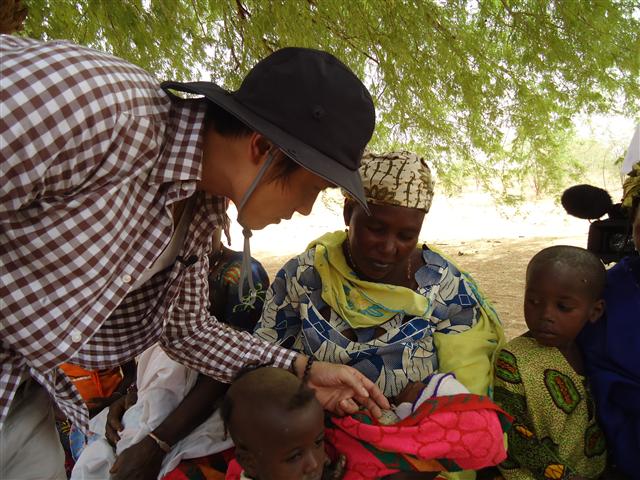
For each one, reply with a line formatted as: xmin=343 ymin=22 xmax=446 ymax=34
xmin=622 ymin=161 xmax=640 ymax=208
xmin=344 ymin=151 xmax=435 ymax=213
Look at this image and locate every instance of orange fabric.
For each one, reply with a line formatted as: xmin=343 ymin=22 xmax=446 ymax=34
xmin=60 ymin=363 xmax=123 ymax=405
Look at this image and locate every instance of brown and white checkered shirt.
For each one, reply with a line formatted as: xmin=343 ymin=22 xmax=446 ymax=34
xmin=0 ymin=35 xmax=296 ymax=431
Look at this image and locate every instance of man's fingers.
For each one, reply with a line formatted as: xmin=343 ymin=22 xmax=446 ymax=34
xmin=357 ymin=395 xmax=383 ymax=418
xmin=108 ymin=415 xmax=123 ymax=432
xmin=341 ymin=368 xmax=390 ymax=410
xmin=338 ymin=398 xmax=359 ymax=415
xmin=105 ymin=410 xmax=122 ymax=446
xmin=336 ymin=368 xmax=370 ymax=398
xmin=357 ymin=373 xmax=390 ymax=410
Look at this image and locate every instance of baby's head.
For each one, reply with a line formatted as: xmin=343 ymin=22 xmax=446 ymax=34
xmin=222 ymin=366 xmax=327 ymax=480
xmin=524 ymin=245 xmax=605 ymax=349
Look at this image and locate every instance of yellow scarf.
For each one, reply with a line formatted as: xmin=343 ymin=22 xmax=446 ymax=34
xmin=309 ymin=231 xmax=431 ymax=329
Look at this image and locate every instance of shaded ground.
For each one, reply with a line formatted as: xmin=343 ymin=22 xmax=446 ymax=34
xmin=260 ymin=234 xmax=585 ymax=341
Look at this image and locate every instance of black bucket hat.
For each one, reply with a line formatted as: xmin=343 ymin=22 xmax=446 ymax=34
xmin=161 ymin=47 xmax=375 ymax=211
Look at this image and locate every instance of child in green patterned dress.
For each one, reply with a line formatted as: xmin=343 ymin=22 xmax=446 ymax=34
xmin=494 ymin=245 xmax=607 ymax=480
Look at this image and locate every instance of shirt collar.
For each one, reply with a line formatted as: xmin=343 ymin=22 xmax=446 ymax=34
xmin=149 ymin=96 xmax=207 ymax=186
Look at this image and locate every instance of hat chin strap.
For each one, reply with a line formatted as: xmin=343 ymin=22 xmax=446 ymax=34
xmin=236 ymin=151 xmax=275 ymax=306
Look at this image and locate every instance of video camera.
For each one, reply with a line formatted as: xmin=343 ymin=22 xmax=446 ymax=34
xmin=561 ymin=184 xmax=637 ymax=264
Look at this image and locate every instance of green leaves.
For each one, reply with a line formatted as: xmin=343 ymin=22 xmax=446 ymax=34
xmin=21 ymin=0 xmax=640 ymax=198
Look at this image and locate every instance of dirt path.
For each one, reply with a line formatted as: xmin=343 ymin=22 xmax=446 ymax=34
xmin=259 ymin=234 xmax=586 ymax=341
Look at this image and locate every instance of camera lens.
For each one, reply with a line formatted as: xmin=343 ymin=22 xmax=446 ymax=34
xmin=608 ymin=233 xmax=633 ymax=253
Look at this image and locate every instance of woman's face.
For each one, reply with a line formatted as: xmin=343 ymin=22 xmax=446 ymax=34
xmin=344 ymin=201 xmax=425 ymax=282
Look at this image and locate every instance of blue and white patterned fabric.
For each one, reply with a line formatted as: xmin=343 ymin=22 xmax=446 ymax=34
xmin=254 ymin=244 xmax=486 ymax=398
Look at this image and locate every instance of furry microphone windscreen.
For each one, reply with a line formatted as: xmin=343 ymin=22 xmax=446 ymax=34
xmin=561 ymin=184 xmax=613 ymax=220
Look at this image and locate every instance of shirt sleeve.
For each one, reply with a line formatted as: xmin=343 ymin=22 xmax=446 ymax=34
xmin=160 ymin=319 xmax=297 ymax=383
xmin=253 ymin=256 xmax=306 ymax=349
xmin=494 ymin=348 xmax=571 ymax=479
xmin=159 ymin=250 xmax=297 ymax=383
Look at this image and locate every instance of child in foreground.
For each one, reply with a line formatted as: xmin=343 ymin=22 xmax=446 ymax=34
xmin=222 ymin=365 xmax=510 ymax=480
xmin=494 ymin=245 xmax=607 ymax=479
xmin=221 ymin=366 xmax=345 ymax=480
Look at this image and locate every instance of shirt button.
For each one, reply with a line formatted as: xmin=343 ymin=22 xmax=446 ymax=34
xmin=122 ymin=274 xmax=132 ymax=284
xmin=70 ymin=329 xmax=82 ymax=343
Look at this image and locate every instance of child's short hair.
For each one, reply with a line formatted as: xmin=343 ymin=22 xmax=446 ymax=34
xmin=221 ymin=365 xmax=317 ymax=440
xmin=526 ymin=245 xmax=606 ymax=299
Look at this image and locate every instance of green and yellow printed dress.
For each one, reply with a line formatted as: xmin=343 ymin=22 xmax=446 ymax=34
xmin=494 ymin=337 xmax=606 ymax=480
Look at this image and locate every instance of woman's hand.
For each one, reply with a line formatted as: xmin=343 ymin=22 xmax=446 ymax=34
xmin=105 ymin=387 xmax=137 ymax=447
xmin=299 ymin=357 xmax=390 ymax=417
xmin=109 ymin=436 xmax=165 ymax=480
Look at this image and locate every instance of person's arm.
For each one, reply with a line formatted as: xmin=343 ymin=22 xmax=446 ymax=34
xmin=292 ymin=354 xmax=389 ymax=417
xmin=109 ymin=373 xmax=228 ymax=480
xmin=493 ymin=349 xmax=575 ymax=478
xmin=159 ymin=238 xmax=388 ymax=417
xmin=152 ymin=373 xmax=228 ymax=446
xmin=87 ymin=360 xmax=137 ymax=417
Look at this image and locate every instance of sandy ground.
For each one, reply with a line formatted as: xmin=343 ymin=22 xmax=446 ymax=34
xmin=225 ymin=189 xmax=593 ymax=341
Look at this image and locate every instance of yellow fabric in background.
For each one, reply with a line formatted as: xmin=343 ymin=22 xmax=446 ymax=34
xmin=432 ymin=249 xmax=507 ymax=480
xmin=430 ymin=246 xmax=506 ymax=396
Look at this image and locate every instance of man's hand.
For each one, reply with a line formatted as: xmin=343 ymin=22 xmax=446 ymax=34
xmin=105 ymin=387 xmax=137 ymax=447
xmin=109 ymin=436 xmax=165 ymax=480
xmin=299 ymin=357 xmax=390 ymax=417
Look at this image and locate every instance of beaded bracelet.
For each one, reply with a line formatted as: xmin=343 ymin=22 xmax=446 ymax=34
xmin=302 ymin=356 xmax=315 ymax=383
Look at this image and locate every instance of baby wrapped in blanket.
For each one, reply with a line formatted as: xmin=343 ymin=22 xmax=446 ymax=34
xmin=224 ymin=372 xmax=510 ymax=479
xmin=325 ymin=372 xmax=511 ymax=478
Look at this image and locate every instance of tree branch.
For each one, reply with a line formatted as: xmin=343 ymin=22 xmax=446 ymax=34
xmin=191 ymin=0 xmax=207 ymax=37
xmin=235 ymin=0 xmax=250 ymax=21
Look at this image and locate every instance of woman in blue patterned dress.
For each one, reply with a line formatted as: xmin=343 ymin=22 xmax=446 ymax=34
xmin=254 ymin=151 xmax=505 ymax=403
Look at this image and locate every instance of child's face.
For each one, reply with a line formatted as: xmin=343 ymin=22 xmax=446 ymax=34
xmin=524 ymin=262 xmax=603 ymax=349
xmin=243 ymin=400 xmax=327 ymax=480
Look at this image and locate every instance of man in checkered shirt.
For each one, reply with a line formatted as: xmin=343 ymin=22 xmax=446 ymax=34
xmin=0 ymin=35 xmax=388 ymax=478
